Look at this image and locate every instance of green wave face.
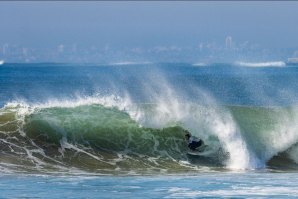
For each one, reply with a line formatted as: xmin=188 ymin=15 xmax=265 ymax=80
xmin=0 ymin=103 xmax=298 ymax=174
xmin=229 ymin=106 xmax=298 ymax=163
xmin=0 ymin=105 xmax=197 ymax=174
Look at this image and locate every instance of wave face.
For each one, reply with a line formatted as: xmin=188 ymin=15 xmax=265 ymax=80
xmin=0 ymin=102 xmax=195 ymax=174
xmin=1 ymin=99 xmax=298 ymax=174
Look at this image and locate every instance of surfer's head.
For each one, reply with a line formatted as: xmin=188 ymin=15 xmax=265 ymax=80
xmin=184 ymin=130 xmax=191 ymax=140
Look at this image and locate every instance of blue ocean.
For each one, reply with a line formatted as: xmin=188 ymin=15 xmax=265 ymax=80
xmin=1 ymin=62 xmax=298 ymax=198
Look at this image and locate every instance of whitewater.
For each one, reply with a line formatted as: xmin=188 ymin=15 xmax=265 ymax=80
xmin=1 ymin=62 xmax=298 ymax=197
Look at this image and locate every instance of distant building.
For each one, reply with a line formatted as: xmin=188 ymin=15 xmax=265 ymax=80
xmin=287 ymin=51 xmax=298 ymax=64
xmin=225 ymin=36 xmax=232 ymax=49
xmin=22 ymin=48 xmax=28 ymax=56
xmin=57 ymin=44 xmax=64 ymax=53
xmin=287 ymin=57 xmax=298 ymax=64
xmin=199 ymin=43 xmax=203 ymax=51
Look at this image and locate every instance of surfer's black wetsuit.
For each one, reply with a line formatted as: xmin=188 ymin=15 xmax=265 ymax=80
xmin=188 ymin=137 xmax=204 ymax=151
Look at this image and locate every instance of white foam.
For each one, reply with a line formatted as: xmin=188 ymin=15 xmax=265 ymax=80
xmin=36 ymin=95 xmax=131 ymax=110
xmin=236 ymin=61 xmax=286 ymax=67
xmin=3 ymin=94 xmax=137 ymax=116
xmin=59 ymin=137 xmax=115 ymax=166
xmin=0 ymin=60 xmax=4 ymax=65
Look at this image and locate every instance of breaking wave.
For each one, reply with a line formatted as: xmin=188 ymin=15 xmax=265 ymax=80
xmin=1 ymin=95 xmax=298 ymax=174
xmin=192 ymin=63 xmax=208 ymax=67
xmin=110 ymin=61 xmax=152 ymax=66
xmin=236 ymin=61 xmax=286 ymax=67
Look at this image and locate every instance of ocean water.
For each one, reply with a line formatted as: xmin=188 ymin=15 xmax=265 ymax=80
xmin=1 ymin=62 xmax=298 ymax=198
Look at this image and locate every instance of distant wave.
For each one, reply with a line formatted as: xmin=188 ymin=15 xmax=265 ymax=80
xmin=236 ymin=61 xmax=286 ymax=67
xmin=192 ymin=62 xmax=207 ymax=67
xmin=0 ymin=60 xmax=4 ymax=65
xmin=110 ymin=61 xmax=151 ymax=66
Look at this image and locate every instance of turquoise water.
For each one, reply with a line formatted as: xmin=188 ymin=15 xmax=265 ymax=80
xmin=1 ymin=62 xmax=298 ymax=197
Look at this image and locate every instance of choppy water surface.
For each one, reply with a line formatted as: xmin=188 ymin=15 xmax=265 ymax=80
xmin=1 ymin=172 xmax=298 ymax=198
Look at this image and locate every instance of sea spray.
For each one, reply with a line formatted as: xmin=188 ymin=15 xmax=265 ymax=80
xmin=206 ymin=108 xmax=263 ymax=169
xmin=124 ymin=73 xmax=260 ymax=170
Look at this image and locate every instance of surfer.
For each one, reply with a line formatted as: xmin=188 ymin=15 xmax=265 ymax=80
xmin=184 ymin=130 xmax=204 ymax=151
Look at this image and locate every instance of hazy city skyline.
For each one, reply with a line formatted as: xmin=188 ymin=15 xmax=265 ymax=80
xmin=1 ymin=36 xmax=293 ymax=63
xmin=0 ymin=2 xmax=298 ymax=63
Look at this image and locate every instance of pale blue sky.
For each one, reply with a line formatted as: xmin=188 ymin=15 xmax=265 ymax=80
xmin=0 ymin=1 xmax=298 ymax=49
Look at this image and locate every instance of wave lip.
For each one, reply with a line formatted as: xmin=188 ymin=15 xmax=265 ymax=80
xmin=235 ymin=61 xmax=286 ymax=67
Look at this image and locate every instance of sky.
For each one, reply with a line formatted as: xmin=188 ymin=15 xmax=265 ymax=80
xmin=0 ymin=1 xmax=298 ymax=49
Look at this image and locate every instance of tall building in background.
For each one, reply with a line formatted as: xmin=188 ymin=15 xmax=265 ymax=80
xmin=225 ymin=36 xmax=232 ymax=49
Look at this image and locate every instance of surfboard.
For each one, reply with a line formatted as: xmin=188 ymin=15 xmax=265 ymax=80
xmin=187 ymin=150 xmax=215 ymax=157
xmin=187 ymin=145 xmax=214 ymax=156
xmin=187 ymin=150 xmax=203 ymax=156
